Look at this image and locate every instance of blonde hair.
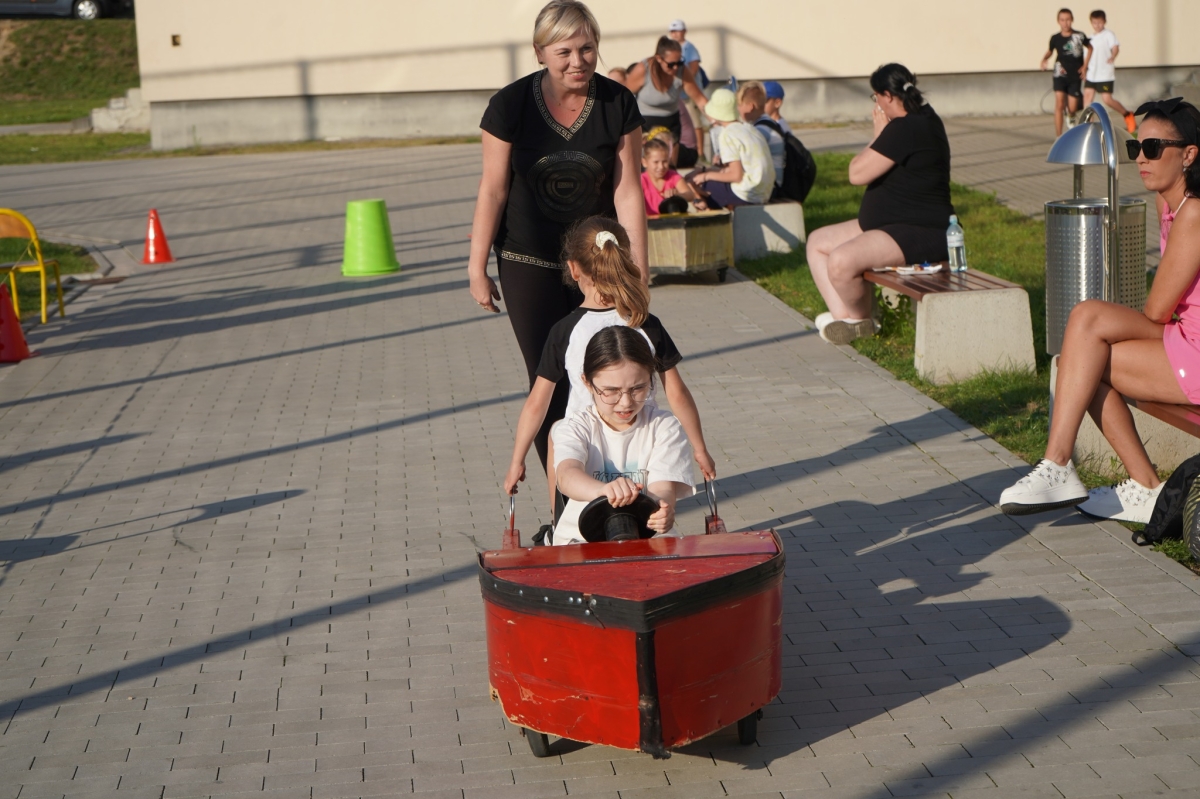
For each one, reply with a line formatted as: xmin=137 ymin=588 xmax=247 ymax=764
xmin=643 ymin=138 xmax=670 ymax=157
xmin=533 ymin=0 xmax=601 ymax=49
xmin=737 ymin=81 xmax=767 ymax=108
xmin=561 ymin=217 xmax=649 ymax=328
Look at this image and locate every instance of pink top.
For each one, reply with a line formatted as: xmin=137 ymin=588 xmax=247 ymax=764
xmin=641 ymin=169 xmax=683 ymax=216
xmin=1159 ymin=198 xmax=1200 ymax=401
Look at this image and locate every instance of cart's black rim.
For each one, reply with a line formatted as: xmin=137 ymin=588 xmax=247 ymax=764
xmin=477 ymin=539 xmax=785 ymax=632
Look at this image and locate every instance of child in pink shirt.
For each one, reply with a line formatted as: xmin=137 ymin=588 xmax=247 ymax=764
xmin=641 ymin=137 xmax=703 ymax=215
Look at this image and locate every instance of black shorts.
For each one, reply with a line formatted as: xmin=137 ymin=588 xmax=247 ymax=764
xmin=1085 ymin=80 xmax=1114 ymax=93
xmin=875 ymin=223 xmax=949 ymax=265
xmin=1053 ymin=75 xmax=1083 ymax=98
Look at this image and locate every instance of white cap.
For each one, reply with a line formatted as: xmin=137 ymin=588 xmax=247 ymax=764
xmin=668 ymin=19 xmax=686 ymax=31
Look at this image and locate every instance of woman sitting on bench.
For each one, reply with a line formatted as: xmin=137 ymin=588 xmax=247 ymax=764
xmin=805 ymin=63 xmax=954 ymax=345
xmin=1000 ymin=98 xmax=1200 ymax=523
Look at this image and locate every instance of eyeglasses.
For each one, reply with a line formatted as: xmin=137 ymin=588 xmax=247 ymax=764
xmin=1126 ymin=138 xmax=1188 ymax=160
xmin=663 ymin=60 xmax=684 ymax=69
xmin=592 ymin=384 xmax=651 ymax=404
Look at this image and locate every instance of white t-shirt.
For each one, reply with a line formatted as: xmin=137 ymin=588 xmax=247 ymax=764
xmin=1086 ymin=28 xmax=1120 ymax=83
xmin=551 ymin=404 xmax=696 ymax=545
xmin=716 ymin=121 xmax=776 ymax=204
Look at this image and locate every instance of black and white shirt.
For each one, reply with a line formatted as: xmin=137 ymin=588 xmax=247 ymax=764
xmin=537 ymin=307 xmax=682 ymax=418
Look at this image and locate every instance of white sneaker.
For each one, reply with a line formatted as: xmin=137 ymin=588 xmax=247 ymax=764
xmin=999 ymin=459 xmax=1088 ymax=515
xmin=1077 ymin=479 xmax=1164 ymax=524
xmin=819 ymin=318 xmax=878 ymax=345
xmin=814 ymin=312 xmax=833 ymax=331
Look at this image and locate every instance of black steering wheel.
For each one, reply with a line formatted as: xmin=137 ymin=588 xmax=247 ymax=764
xmin=577 ymin=493 xmax=660 ymax=543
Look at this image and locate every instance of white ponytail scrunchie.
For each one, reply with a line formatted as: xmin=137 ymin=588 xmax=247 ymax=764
xmin=595 ymin=230 xmax=618 ymax=249
xmin=902 ymin=82 xmax=914 ymax=92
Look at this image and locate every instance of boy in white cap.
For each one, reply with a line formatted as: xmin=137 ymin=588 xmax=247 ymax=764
xmin=667 ymin=20 xmax=704 ymax=88
xmin=668 ymin=19 xmax=711 ymax=163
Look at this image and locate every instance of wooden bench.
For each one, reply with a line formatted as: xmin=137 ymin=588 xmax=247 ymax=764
xmin=1133 ymin=400 xmax=1200 ymax=439
xmin=863 ymin=266 xmax=1036 ymax=385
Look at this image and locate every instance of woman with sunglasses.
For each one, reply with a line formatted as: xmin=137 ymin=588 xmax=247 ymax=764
xmin=999 ymin=98 xmax=1200 ymax=523
xmin=626 ymin=36 xmax=708 ymax=168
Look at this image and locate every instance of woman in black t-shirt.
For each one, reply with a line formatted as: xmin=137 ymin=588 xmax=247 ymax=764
xmin=468 ymin=0 xmax=647 ymax=468
xmin=805 ymin=64 xmax=955 ymax=345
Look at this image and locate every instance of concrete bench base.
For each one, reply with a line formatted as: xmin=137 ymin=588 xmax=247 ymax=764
xmin=1049 ymin=355 xmax=1200 ymax=477
xmin=910 ymin=286 xmax=1037 ymax=385
xmin=732 ymin=201 xmax=805 ymax=261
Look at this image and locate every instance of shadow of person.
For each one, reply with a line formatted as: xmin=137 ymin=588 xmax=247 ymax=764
xmin=671 ymin=484 xmax=1072 ymax=772
xmin=0 ymin=491 xmax=304 ymax=581
xmin=0 ymin=535 xmax=79 ymax=588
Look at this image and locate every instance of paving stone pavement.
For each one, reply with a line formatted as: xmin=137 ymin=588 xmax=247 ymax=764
xmin=0 ymin=122 xmax=1199 ymax=799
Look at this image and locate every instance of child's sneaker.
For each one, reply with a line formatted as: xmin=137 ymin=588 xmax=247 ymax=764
xmin=1077 ymin=479 xmax=1164 ymax=524
xmin=814 ymin=312 xmax=833 ymax=332
xmin=1125 ymin=112 xmax=1137 ymax=133
xmin=819 ymin=318 xmax=878 ymax=345
xmin=999 ymin=459 xmax=1088 ymax=515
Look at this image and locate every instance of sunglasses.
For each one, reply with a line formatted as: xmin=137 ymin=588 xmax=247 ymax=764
xmin=1126 ymin=138 xmax=1188 ymax=160
xmin=663 ymin=60 xmax=684 ymax=69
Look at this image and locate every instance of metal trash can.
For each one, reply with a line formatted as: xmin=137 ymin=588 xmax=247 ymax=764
xmin=1044 ymin=198 xmax=1146 ymax=355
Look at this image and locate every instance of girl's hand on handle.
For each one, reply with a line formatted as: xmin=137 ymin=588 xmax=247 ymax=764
xmin=695 ymin=449 xmax=716 ymax=481
xmin=647 ymin=500 xmax=674 ymax=534
xmin=470 ymin=273 xmax=502 ymax=313
xmin=603 ymin=477 xmax=642 ymax=508
xmin=503 ymin=461 xmax=525 ymax=496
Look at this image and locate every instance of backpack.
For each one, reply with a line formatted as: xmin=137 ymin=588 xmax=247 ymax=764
xmin=754 ymin=117 xmax=817 ymax=203
xmin=1134 ymin=452 xmax=1200 ymax=546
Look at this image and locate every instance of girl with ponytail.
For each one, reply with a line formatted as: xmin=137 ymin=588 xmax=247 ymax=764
xmin=504 ymin=216 xmax=714 ymax=516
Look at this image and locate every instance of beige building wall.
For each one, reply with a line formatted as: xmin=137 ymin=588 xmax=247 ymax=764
xmin=137 ymin=0 xmax=1200 ymax=104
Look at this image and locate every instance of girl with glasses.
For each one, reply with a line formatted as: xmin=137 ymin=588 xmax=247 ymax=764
xmin=999 ymin=99 xmax=1200 ymax=523
xmin=625 ymin=36 xmax=708 ymax=168
xmin=504 ymin=216 xmax=714 ymax=518
xmin=551 ymin=325 xmax=697 ymax=545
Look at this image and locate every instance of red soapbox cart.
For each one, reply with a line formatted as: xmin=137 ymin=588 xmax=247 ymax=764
xmin=479 ymin=484 xmax=784 ymax=759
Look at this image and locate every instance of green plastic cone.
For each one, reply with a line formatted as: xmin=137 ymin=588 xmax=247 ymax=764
xmin=341 ymin=199 xmax=401 ymax=276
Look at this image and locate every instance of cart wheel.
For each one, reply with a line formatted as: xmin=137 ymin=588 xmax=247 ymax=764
xmin=717 ymin=267 xmax=729 ymax=283
xmin=737 ymin=710 xmax=761 ymax=745
xmin=523 ymin=728 xmax=552 ymax=758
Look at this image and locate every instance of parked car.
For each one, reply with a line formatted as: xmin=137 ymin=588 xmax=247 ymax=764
xmin=0 ymin=0 xmax=132 ymax=20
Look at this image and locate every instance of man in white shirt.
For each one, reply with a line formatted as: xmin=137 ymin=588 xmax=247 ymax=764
xmin=1083 ymin=9 xmax=1135 ymax=134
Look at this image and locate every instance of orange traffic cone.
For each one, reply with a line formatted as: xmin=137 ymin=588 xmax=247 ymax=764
xmin=142 ymin=209 xmax=175 ymax=264
xmin=0 ymin=285 xmax=33 ymax=363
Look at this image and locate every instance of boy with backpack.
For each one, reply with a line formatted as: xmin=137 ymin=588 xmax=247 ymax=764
xmin=740 ymin=80 xmax=817 ymax=203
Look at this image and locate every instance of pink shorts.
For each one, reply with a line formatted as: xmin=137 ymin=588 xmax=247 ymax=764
xmin=1163 ymin=322 xmax=1200 ymax=403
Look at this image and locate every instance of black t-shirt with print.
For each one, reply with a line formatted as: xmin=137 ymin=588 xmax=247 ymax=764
xmin=1049 ymin=31 xmax=1090 ymax=77
xmin=858 ymin=104 xmax=955 ymax=231
xmin=481 ymin=72 xmax=644 ymax=268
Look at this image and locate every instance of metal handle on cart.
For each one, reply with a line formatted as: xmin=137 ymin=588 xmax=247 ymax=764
xmin=502 ymin=495 xmax=521 ymax=549
xmin=704 ymin=478 xmax=727 ymax=535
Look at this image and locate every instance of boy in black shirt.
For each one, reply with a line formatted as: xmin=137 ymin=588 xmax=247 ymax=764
xmin=1040 ymin=8 xmax=1092 ymax=136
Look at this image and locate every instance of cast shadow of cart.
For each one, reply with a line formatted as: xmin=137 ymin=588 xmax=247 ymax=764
xmin=673 ymin=484 xmax=1072 ymax=768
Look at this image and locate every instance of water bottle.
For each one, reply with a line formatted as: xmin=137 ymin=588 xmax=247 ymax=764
xmin=946 ymin=215 xmax=967 ymax=272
